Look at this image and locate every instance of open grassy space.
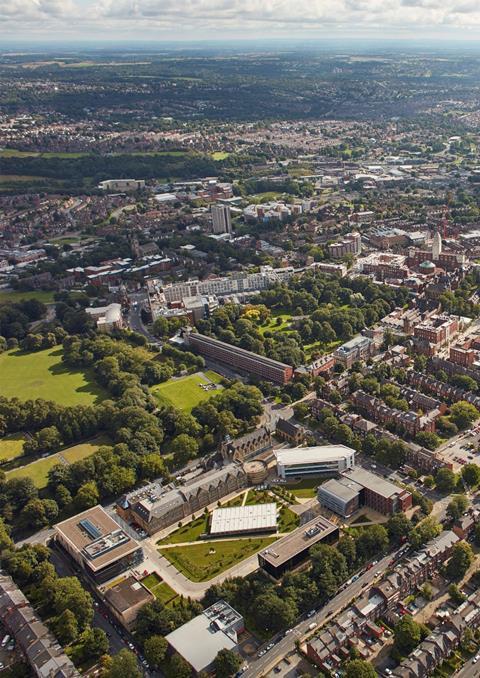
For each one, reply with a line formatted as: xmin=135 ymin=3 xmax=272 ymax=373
xmin=0 ymin=289 xmax=56 ymax=304
xmin=245 ymin=489 xmax=274 ymax=506
xmin=278 ymin=506 xmax=300 ymax=532
xmin=141 ymin=572 xmax=178 ymax=605
xmin=211 ymin=151 xmax=231 ymax=160
xmin=259 ymin=313 xmax=292 ymax=336
xmin=58 ymin=435 xmax=111 ymax=464
xmin=159 ymin=536 xmax=277 ymax=582
xmin=158 ymin=514 xmax=210 ymax=546
xmin=0 ymin=434 xmax=26 ymax=462
xmin=6 ymin=455 xmax=60 ymax=488
xmin=287 ymin=477 xmax=321 ymax=498
xmin=303 ymin=339 xmax=342 ymax=359
xmin=0 ymin=347 xmax=106 ymax=405
xmin=150 ymin=371 xmax=222 ymax=412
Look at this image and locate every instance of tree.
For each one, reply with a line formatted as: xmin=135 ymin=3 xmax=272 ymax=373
xmin=80 ymin=627 xmax=109 ymax=660
xmin=462 ymin=463 xmax=480 ymax=487
xmin=420 ymin=583 xmax=433 ymax=601
xmin=251 ymin=592 xmax=297 ymax=633
xmin=143 ymin=635 xmax=168 ymax=668
xmin=394 ymin=615 xmax=424 ymax=655
xmin=446 ymin=542 xmax=474 ymax=580
xmin=449 ymin=583 xmax=466 ymax=605
xmin=386 ymin=513 xmax=412 ymax=544
xmin=446 ymin=495 xmax=469 ymax=521
xmin=74 ymin=481 xmax=99 ymax=511
xmin=53 ymin=577 xmax=94 ymax=630
xmin=345 ymin=659 xmax=378 ymax=678
xmin=410 ymin=516 xmax=442 ymax=549
xmin=105 ymin=649 xmax=141 ymax=678
xmin=415 ymin=431 xmax=440 ymax=451
xmin=52 ymin=609 xmax=79 ymax=645
xmin=450 ymin=401 xmax=479 ymax=430
xmin=170 ymin=434 xmax=199 ymax=467
xmin=167 ymin=653 xmax=191 ymax=678
xmin=435 ymin=467 xmax=457 ymax=494
xmin=213 ymin=648 xmax=242 ymax=678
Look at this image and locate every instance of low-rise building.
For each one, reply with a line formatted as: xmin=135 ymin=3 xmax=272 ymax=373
xmin=275 ymin=445 xmax=355 ymax=479
xmin=258 ymin=515 xmax=339 ymax=578
xmin=334 ymin=336 xmax=375 ymax=369
xmin=210 ymin=503 xmax=277 ymax=537
xmin=103 ymin=575 xmax=155 ymax=630
xmin=54 ymin=505 xmax=144 ymax=584
xmin=165 ymin=600 xmax=243 ymax=675
xmin=220 ymin=427 xmax=272 ymax=462
xmin=352 ymin=390 xmax=438 ymax=435
xmin=275 ymin=418 xmax=306 ymax=445
xmin=85 ymin=303 xmax=123 ymax=332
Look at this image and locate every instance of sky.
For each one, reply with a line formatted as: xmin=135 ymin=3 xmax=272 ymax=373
xmin=4 ymin=0 xmax=480 ymax=42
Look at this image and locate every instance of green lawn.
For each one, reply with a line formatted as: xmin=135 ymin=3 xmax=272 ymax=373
xmin=287 ymin=477 xmax=321 ymax=498
xmin=159 ymin=536 xmax=277 ymax=582
xmin=141 ymin=572 xmax=178 ymax=605
xmin=0 ymin=434 xmax=26 ymax=462
xmin=245 ymin=489 xmax=274 ymax=506
xmin=150 ymin=372 xmax=222 ymax=412
xmin=278 ymin=506 xmax=300 ymax=532
xmin=211 ymin=151 xmax=231 ymax=160
xmin=6 ymin=455 xmax=60 ymax=488
xmin=158 ymin=514 xmax=210 ymax=546
xmin=59 ymin=435 xmax=111 ymax=464
xmin=259 ymin=314 xmax=293 ymax=336
xmin=0 ymin=289 xmax=56 ymax=304
xmin=0 ymin=347 xmax=106 ymax=405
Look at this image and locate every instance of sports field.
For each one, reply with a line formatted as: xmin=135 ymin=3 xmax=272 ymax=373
xmin=0 ymin=434 xmax=26 ymax=462
xmin=0 ymin=347 xmax=106 ymax=405
xmin=150 ymin=371 xmax=222 ymax=412
xmin=159 ymin=536 xmax=277 ymax=582
xmin=0 ymin=289 xmax=56 ymax=304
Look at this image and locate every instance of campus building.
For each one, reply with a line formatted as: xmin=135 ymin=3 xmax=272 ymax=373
xmin=186 ymin=332 xmax=294 ymax=384
xmin=103 ymin=575 xmax=155 ymax=630
xmin=258 ymin=515 xmax=339 ymax=578
xmin=318 ymin=468 xmax=412 ymax=518
xmin=165 ymin=601 xmax=244 ymax=675
xmin=117 ymin=465 xmax=248 ymax=535
xmin=275 ymin=445 xmax=355 ymax=479
xmin=54 ymin=506 xmax=144 ymax=584
xmin=210 ymin=504 xmax=277 ymax=537
xmin=220 ymin=427 xmax=272 ymax=462
xmin=334 ymin=335 xmax=375 ymax=369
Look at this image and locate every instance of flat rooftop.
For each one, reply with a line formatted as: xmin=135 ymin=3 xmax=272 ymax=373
xmin=165 ymin=601 xmax=242 ymax=673
xmin=210 ymin=504 xmax=277 ymax=535
xmin=259 ymin=515 xmax=338 ymax=568
xmin=54 ymin=505 xmax=140 ymax=572
xmin=104 ymin=575 xmax=154 ymax=614
xmin=320 ymin=477 xmax=363 ymax=502
xmin=341 ymin=467 xmax=405 ymax=499
xmin=275 ymin=445 xmax=355 ymax=467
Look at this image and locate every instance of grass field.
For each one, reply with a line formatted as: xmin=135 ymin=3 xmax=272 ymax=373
xmin=141 ymin=572 xmax=178 ymax=605
xmin=211 ymin=151 xmax=231 ymax=160
xmin=0 ymin=434 xmax=26 ymax=462
xmin=159 ymin=536 xmax=277 ymax=582
xmin=151 ymin=371 xmax=222 ymax=412
xmin=6 ymin=455 xmax=60 ymax=488
xmin=259 ymin=313 xmax=293 ymax=336
xmin=0 ymin=289 xmax=56 ymax=304
xmin=287 ymin=477 xmax=320 ymax=498
xmin=59 ymin=435 xmax=111 ymax=463
xmin=158 ymin=514 xmax=210 ymax=546
xmin=0 ymin=347 xmax=106 ymax=405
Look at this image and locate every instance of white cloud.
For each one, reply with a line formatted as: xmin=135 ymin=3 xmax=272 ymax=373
xmin=4 ymin=0 xmax=480 ymax=38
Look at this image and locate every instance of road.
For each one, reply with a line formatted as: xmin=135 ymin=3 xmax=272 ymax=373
xmin=243 ymin=548 xmax=401 ymax=678
xmin=455 ymin=657 xmax=480 ymax=678
xmin=127 ymin=292 xmax=160 ymax=344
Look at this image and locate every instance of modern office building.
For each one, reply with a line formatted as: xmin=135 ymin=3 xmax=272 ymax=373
xmin=210 ymin=504 xmax=277 ymax=537
xmin=211 ymin=204 xmax=232 ymax=234
xmin=329 ymin=467 xmax=413 ymax=516
xmin=317 ymin=477 xmax=362 ymax=518
xmin=258 ymin=515 xmax=339 ymax=578
xmin=275 ymin=445 xmax=355 ymax=479
xmin=187 ymin=332 xmax=294 ymax=384
xmin=54 ymin=506 xmax=144 ymax=584
xmin=165 ymin=601 xmax=244 ymax=675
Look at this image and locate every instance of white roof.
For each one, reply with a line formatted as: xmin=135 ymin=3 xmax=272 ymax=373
xmin=210 ymin=503 xmax=277 ymax=535
xmin=275 ymin=445 xmax=355 ymax=466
